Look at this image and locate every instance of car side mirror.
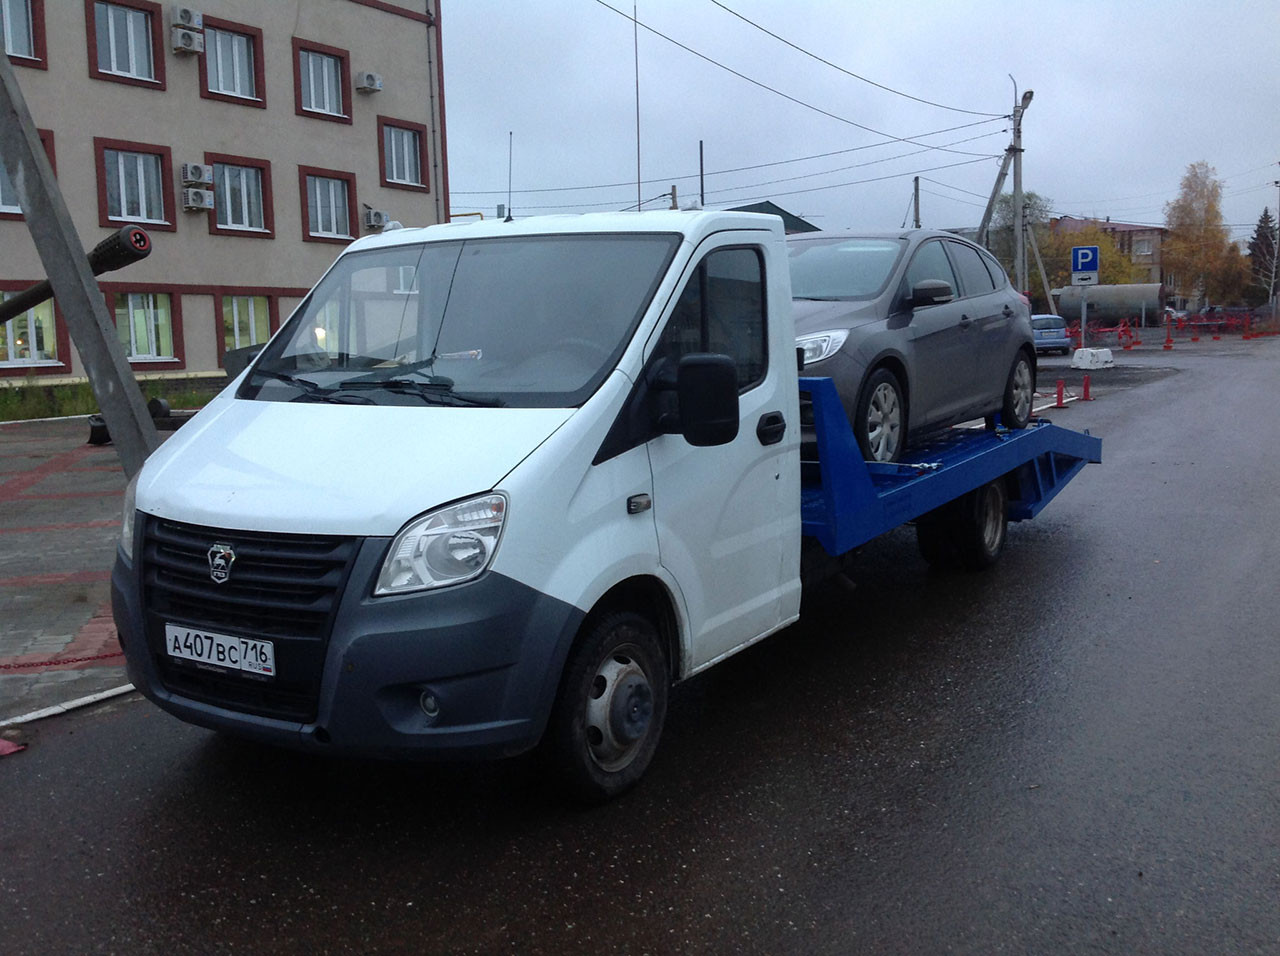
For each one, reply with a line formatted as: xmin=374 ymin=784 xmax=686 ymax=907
xmin=676 ymin=353 xmax=739 ymax=447
xmin=910 ymin=279 xmax=954 ymax=308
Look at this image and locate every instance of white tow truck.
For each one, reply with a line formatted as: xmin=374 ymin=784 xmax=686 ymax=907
xmin=111 ymin=211 xmax=1099 ymax=800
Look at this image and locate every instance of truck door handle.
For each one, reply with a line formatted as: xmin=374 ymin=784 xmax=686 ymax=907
xmin=756 ymin=411 xmax=786 ymax=445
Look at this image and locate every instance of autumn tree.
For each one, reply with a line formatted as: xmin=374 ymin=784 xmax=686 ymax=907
xmin=1033 ymin=225 xmax=1130 ymax=312
xmin=1245 ymin=206 xmax=1277 ymax=309
xmin=1163 ymin=161 xmax=1241 ymax=306
xmin=987 ymin=191 xmax=1055 ymax=278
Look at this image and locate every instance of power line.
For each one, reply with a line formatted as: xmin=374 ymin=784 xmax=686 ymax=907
xmin=591 ymin=0 xmax=1003 ymax=157
xmin=706 ymin=0 xmax=1005 ymax=118
xmin=450 ymin=117 xmax=1004 ymax=197
xmin=918 ymin=176 xmax=990 ymax=200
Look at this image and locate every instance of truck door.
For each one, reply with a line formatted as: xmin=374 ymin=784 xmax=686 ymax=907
xmin=645 ymin=239 xmax=801 ymax=671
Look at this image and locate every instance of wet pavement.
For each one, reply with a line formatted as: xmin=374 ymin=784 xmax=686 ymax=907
xmin=2 ymin=336 xmax=1279 ymax=952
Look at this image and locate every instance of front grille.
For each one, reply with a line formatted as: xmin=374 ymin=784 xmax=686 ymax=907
xmin=142 ymin=517 xmax=362 ymax=722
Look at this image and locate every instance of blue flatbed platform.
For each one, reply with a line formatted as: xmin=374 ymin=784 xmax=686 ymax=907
xmin=799 ymin=376 xmax=1103 ymax=557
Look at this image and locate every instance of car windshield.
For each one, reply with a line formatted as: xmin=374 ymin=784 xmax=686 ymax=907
xmin=1033 ymin=317 xmax=1065 ymax=330
xmin=787 ymin=237 xmax=905 ymax=300
xmin=240 ymin=233 xmax=679 ymax=408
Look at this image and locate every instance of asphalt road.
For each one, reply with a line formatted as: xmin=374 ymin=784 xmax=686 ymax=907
xmin=2 ymin=342 xmax=1278 ymax=954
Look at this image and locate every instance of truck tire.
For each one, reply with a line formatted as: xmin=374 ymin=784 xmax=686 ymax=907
xmin=544 ymin=611 xmax=668 ymax=803
xmin=915 ymin=479 xmax=1008 ymax=570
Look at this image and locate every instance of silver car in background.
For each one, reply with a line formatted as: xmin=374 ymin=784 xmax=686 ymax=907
xmin=789 ymin=230 xmax=1036 ymax=462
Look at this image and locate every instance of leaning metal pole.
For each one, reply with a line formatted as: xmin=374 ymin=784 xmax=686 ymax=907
xmin=0 ymin=52 xmax=158 ymax=477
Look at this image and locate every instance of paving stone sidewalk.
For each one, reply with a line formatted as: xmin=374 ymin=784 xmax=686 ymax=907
xmin=0 ymin=416 xmax=130 ymax=724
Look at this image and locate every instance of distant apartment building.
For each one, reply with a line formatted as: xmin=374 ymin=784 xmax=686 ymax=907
xmin=1050 ymin=215 xmax=1166 ymax=284
xmin=1 ymin=0 xmax=448 ymax=382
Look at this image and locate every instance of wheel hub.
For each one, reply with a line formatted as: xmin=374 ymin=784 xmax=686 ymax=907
xmin=585 ymin=650 xmax=653 ymax=771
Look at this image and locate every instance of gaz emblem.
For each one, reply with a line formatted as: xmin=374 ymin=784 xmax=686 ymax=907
xmin=208 ymin=542 xmax=236 ymax=584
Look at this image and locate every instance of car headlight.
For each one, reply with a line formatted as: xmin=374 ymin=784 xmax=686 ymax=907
xmin=796 ymin=330 xmax=849 ymax=366
xmin=375 ymin=493 xmax=507 ymax=595
xmin=120 ymin=473 xmax=140 ymax=561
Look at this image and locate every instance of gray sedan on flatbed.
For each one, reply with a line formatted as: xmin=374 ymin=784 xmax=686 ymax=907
xmin=789 ymin=230 xmax=1036 ymax=462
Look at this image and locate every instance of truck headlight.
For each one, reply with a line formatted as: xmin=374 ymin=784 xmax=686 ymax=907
xmin=120 ymin=473 xmax=139 ymax=561
xmin=375 ymin=494 xmax=507 ymax=595
xmin=796 ymin=330 xmax=848 ymax=366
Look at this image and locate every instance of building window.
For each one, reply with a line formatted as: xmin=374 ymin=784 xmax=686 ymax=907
xmin=0 ymin=293 xmax=58 ymax=365
xmin=89 ymin=0 xmax=165 ymax=87
xmin=2 ymin=0 xmax=33 ymax=58
xmin=378 ymin=116 xmax=429 ymax=191
xmin=104 ymin=148 xmax=163 ymax=222
xmin=206 ymin=26 xmax=254 ymax=98
xmin=222 ymin=294 xmax=270 ymax=354
xmin=114 ymin=291 xmax=173 ymax=360
xmin=299 ymin=167 xmax=356 ymax=243
xmin=292 ymin=38 xmax=350 ymax=124
xmin=1135 ymin=238 xmax=1152 ymax=256
xmin=214 ymin=162 xmax=265 ymax=230
xmin=0 ymin=129 xmax=55 ymax=221
xmin=95 ymin=137 xmax=173 ymax=231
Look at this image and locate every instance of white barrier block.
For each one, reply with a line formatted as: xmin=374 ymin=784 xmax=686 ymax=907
xmin=1071 ymin=347 xmax=1115 ymax=369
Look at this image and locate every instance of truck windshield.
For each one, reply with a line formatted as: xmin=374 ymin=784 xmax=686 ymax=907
xmin=240 ymin=233 xmax=680 ymax=408
xmin=787 ymin=237 xmax=905 ymax=300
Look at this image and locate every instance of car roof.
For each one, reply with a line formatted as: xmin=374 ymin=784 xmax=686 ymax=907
xmin=786 ymin=228 xmax=982 ymax=245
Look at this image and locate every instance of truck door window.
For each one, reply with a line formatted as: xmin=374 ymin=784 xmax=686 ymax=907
xmin=655 ymin=247 xmax=766 ymax=392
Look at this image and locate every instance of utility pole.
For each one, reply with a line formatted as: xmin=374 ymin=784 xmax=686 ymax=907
xmin=0 ymin=49 xmax=158 ymax=477
xmin=1011 ymin=89 xmax=1034 ymax=292
xmin=1271 ymin=178 xmax=1279 ymax=325
xmin=1025 ymin=216 xmax=1056 ymax=315
xmin=912 ymin=177 xmax=921 ymax=228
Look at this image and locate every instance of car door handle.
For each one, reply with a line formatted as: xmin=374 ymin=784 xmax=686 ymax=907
xmin=959 ymin=313 xmax=972 ymax=328
xmin=1002 ymin=305 xmax=1014 ymax=318
xmin=756 ymin=411 xmax=786 ymax=445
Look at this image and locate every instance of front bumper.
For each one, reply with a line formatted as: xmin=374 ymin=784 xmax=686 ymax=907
xmin=111 ymin=536 xmax=583 ymax=760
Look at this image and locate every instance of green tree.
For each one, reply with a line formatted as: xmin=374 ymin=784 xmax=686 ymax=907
xmin=1163 ymin=161 xmax=1241 ymax=306
xmin=1244 ymin=207 xmax=1277 ymax=308
xmin=987 ymin=191 xmax=1054 ymax=277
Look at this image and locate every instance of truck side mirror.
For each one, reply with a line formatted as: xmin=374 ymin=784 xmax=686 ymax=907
xmin=911 ymin=279 xmax=954 ymax=308
xmin=676 ymin=353 xmax=739 ymax=447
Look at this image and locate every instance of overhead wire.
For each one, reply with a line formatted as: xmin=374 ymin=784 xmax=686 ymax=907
xmin=705 ymin=0 xmax=1006 ymax=118
xmin=590 ymin=0 xmax=1005 ymax=156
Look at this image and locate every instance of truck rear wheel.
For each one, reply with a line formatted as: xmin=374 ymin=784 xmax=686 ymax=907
xmin=545 ymin=611 xmax=668 ymax=803
xmin=915 ymin=479 xmax=1008 ymax=571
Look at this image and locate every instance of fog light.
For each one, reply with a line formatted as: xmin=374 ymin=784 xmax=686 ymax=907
xmin=419 ymin=692 xmax=441 ymax=720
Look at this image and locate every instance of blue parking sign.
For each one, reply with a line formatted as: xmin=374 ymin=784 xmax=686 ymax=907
xmin=1072 ymin=246 xmax=1099 ymax=273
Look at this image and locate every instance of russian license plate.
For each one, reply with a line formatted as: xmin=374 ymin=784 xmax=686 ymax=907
xmin=165 ymin=624 xmax=275 ymax=676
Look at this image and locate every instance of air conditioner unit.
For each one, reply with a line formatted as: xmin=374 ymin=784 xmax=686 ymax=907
xmin=172 ymin=26 xmax=204 ymax=54
xmin=356 ymin=71 xmax=384 ymax=93
xmin=172 ymin=5 xmax=203 ymax=29
xmin=182 ymin=188 xmax=215 ymax=211
xmin=180 ymin=163 xmax=213 ymax=186
xmin=365 ymin=208 xmax=391 ymax=229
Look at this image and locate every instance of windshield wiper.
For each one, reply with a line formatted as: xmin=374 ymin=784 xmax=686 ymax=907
xmin=334 ymin=378 xmax=505 ymax=407
xmin=251 ymin=368 xmax=374 ymax=404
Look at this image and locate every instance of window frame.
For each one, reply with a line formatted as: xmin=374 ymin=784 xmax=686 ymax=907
xmin=85 ymin=0 xmax=166 ymax=90
xmin=214 ymin=290 xmax=280 ymax=367
xmin=0 ymin=280 xmax=70 ymax=376
xmin=3 ymin=0 xmax=47 ymax=68
xmin=0 ymin=127 xmax=54 ymax=221
xmin=377 ymin=115 xmax=430 ymax=192
xmin=105 ymin=287 xmax=184 ymax=366
xmin=298 ymin=165 xmax=357 ymax=244
xmin=198 ymin=15 xmax=265 ymax=108
xmin=94 ymin=136 xmax=175 ymax=231
xmin=292 ymin=37 xmax=352 ymax=125
xmin=204 ymin=151 xmax=274 ymax=238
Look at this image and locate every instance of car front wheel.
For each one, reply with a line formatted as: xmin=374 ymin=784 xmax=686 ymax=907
xmin=855 ymin=368 xmax=905 ymax=462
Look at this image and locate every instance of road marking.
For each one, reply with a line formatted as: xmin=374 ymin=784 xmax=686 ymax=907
xmin=0 ymin=684 xmax=136 ymax=727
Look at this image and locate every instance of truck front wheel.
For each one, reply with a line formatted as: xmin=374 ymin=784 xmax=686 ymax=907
xmin=545 ymin=611 xmax=669 ymax=802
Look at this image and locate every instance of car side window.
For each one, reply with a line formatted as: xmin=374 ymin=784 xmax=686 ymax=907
xmin=904 ymin=240 xmax=958 ymax=298
xmin=948 ymin=242 xmax=996 ymax=297
xmin=654 ymin=246 xmax=766 ymax=392
xmin=979 ymin=249 xmax=1009 ymax=288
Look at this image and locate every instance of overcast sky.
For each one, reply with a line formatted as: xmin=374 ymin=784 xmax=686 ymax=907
xmin=440 ymin=0 xmax=1280 ymax=245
